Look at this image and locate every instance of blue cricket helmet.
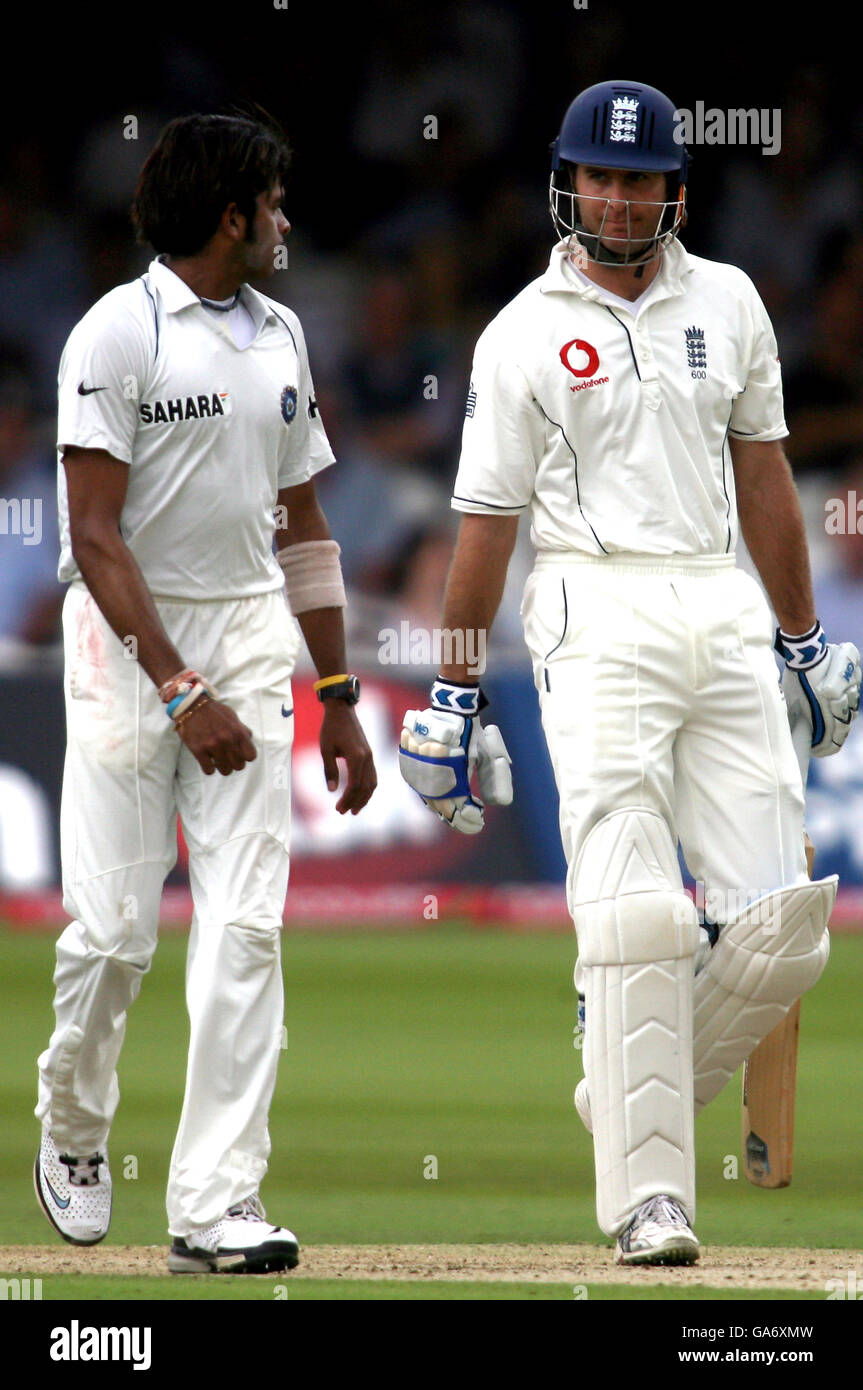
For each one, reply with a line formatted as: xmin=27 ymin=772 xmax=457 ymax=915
xmin=549 ymin=79 xmax=689 ymax=266
xmin=552 ymin=79 xmax=688 ymax=180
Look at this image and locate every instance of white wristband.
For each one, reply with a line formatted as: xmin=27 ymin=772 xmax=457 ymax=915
xmin=277 ymin=539 xmax=346 ymax=614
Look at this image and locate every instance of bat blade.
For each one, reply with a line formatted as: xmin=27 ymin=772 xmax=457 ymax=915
xmin=740 ymin=835 xmax=814 ymax=1188
xmin=742 ymin=1000 xmax=800 ymax=1187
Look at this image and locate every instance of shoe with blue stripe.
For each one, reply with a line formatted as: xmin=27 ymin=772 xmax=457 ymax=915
xmin=34 ymin=1129 xmax=112 ymax=1245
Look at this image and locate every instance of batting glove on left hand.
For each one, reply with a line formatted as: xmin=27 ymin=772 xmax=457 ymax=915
xmin=398 ymin=680 xmax=513 ymax=834
xmin=777 ymin=622 xmax=861 ymax=757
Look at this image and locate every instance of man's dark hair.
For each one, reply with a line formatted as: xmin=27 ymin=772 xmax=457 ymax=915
xmin=131 ymin=111 xmax=292 ymax=257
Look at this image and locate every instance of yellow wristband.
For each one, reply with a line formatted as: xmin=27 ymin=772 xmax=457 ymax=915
xmin=313 ymin=673 xmax=351 ymax=692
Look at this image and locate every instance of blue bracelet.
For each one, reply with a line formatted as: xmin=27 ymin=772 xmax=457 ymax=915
xmin=166 ymin=695 xmax=186 ymax=719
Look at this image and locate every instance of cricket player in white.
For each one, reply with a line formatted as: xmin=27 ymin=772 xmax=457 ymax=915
xmin=33 ymin=113 xmax=376 ymax=1273
xmin=400 ymin=81 xmax=861 ymax=1264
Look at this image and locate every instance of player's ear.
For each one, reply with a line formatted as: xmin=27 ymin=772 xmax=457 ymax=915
xmin=220 ymin=202 xmax=246 ymax=242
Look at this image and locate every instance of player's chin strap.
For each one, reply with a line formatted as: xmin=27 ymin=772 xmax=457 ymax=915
xmin=572 ymin=225 xmax=658 ymax=276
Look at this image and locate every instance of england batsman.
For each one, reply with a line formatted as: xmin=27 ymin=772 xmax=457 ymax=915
xmin=33 ymin=112 xmax=376 ymax=1273
xmin=399 ymin=80 xmax=861 ymax=1264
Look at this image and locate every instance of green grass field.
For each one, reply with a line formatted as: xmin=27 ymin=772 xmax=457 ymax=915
xmin=7 ymin=1276 xmax=829 ymax=1302
xmin=3 ymin=923 xmax=862 ymax=1305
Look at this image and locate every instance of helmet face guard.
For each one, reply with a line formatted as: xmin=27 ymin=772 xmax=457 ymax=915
xmin=549 ymin=173 xmax=687 ymax=267
xmin=549 ymin=80 xmax=689 ymax=267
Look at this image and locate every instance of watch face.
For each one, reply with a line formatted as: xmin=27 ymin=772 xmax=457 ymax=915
xmin=319 ymin=676 xmax=360 ymax=704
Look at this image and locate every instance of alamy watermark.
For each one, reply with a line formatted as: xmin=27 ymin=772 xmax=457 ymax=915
xmin=50 ymin=1322 xmax=151 ymax=1370
xmin=378 ymin=621 xmax=486 ymax=676
xmin=674 ymin=103 xmax=781 ymax=156
xmin=825 ymin=1270 xmax=863 ymax=1299
xmin=0 ymin=497 xmax=42 ymax=545
xmin=825 ymin=491 xmax=863 ymax=534
xmin=0 ymin=1278 xmax=42 ymax=1300
xmin=677 ymin=883 xmax=782 ymax=936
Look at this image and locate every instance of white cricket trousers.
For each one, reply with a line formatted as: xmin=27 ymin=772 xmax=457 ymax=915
xmin=36 ymin=582 xmax=297 ymax=1237
xmin=522 ymin=552 xmax=809 ymax=1235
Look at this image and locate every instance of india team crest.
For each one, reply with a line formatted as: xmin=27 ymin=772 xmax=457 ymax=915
xmin=280 ymin=385 xmax=298 ymax=424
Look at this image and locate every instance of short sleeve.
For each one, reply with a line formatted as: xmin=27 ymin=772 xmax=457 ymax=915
xmin=451 ymin=324 xmax=541 ymax=514
xmin=57 ymin=300 xmax=151 ymax=464
xmin=728 ymin=279 xmax=788 ymax=442
xmin=277 ymin=317 xmax=336 ymax=488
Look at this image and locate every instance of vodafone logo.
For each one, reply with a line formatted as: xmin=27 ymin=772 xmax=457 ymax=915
xmin=559 ymin=338 xmax=609 ymax=394
xmin=560 ymin=339 xmax=600 ymax=379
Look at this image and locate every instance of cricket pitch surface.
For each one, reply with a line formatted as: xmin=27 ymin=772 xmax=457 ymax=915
xmin=2 ymin=1243 xmax=857 ymax=1292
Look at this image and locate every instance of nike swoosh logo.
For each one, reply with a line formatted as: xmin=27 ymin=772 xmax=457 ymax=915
xmin=43 ymin=1172 xmax=71 ymax=1209
xmin=281 ymin=705 xmax=293 ymax=718
xmin=78 ymin=382 xmax=108 ymax=395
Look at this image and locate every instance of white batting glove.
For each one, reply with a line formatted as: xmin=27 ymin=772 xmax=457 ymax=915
xmin=398 ymin=680 xmax=513 ymax=834
xmin=777 ymin=623 xmax=861 ymax=757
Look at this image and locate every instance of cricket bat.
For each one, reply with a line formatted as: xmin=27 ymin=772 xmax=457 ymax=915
xmin=741 ymin=718 xmax=813 ymax=1189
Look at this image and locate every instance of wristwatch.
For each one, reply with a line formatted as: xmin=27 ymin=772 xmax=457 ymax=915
xmin=314 ymin=673 xmax=361 ymax=705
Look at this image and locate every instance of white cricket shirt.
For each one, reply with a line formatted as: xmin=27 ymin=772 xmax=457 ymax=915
xmin=452 ymin=239 xmax=787 ymax=556
xmin=57 ymin=257 xmax=335 ymax=598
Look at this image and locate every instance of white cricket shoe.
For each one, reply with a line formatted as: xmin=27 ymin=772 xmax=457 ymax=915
xmin=34 ymin=1130 xmax=112 ymax=1245
xmin=616 ymin=1194 xmax=699 ymax=1266
xmin=168 ymin=1195 xmax=300 ymax=1274
xmin=574 ymin=1078 xmax=593 ymax=1134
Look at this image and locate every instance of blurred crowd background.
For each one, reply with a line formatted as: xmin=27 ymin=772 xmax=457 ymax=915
xmin=1 ymin=3 xmax=862 ymax=896
xmin=0 ymin=6 xmax=856 ymax=661
xmin=2 ymin=4 xmax=862 ymax=666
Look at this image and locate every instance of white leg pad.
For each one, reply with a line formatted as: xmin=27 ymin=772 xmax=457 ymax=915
xmin=573 ymin=810 xmax=700 ymax=1237
xmin=693 ymin=877 xmax=836 ymax=1111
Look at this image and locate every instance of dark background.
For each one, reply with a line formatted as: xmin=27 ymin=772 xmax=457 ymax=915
xmin=2 ymin=1 xmax=862 ymax=897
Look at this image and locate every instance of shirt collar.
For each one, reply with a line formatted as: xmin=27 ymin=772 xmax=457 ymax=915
xmin=147 ymin=257 xmax=279 ymax=334
xmin=147 ymin=257 xmax=202 ymax=312
xmin=238 ymin=282 xmax=282 ymax=334
xmin=538 ymin=237 xmax=693 ymax=303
